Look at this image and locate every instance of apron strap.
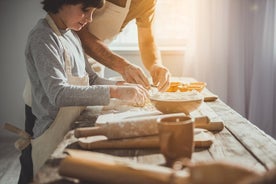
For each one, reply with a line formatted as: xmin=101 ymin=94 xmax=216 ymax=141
xmin=3 ymin=123 xmax=31 ymax=151
xmin=3 ymin=123 xmax=31 ymax=139
xmin=126 ymin=0 xmax=132 ymax=9
xmin=45 ymin=14 xmax=72 ymax=77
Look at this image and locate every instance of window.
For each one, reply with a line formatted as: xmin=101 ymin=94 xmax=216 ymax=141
xmin=109 ymin=0 xmax=193 ymax=48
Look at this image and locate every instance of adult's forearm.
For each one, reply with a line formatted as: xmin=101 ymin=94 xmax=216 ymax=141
xmin=77 ymin=27 xmax=130 ymax=75
xmin=137 ymin=27 xmax=162 ymax=71
xmin=139 ymin=41 xmax=162 ymax=71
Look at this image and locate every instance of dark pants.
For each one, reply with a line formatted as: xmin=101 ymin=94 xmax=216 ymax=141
xmin=18 ymin=105 xmax=36 ymax=184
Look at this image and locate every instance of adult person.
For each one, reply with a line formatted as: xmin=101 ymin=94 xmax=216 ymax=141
xmin=77 ymin=0 xmax=171 ymax=92
xmin=18 ymin=0 xmax=148 ymax=183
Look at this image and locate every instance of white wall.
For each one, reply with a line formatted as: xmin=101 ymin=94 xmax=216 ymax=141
xmin=0 ymin=0 xmax=45 ymax=129
xmin=0 ymin=1 xmax=185 ymax=129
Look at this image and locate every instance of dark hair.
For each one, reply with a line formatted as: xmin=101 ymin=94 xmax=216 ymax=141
xmin=41 ymin=0 xmax=105 ymax=13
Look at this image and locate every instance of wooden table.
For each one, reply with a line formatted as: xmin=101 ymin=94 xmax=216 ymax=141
xmin=34 ymin=80 xmax=276 ymax=184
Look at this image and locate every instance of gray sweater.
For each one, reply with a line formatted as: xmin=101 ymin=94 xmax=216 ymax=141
xmin=25 ymin=19 xmax=116 ymax=137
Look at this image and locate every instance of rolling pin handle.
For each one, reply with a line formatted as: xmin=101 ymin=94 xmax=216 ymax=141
xmin=194 ymin=116 xmax=210 ymax=125
xmin=74 ymin=126 xmax=105 ymax=138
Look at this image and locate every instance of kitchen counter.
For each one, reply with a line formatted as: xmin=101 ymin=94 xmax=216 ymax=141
xmin=33 ymin=79 xmax=276 ymax=184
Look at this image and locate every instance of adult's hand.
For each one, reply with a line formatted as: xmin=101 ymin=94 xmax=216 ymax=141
xmin=110 ymin=84 xmax=149 ymax=107
xmin=121 ymin=64 xmax=150 ymax=90
xmin=150 ymin=64 xmax=170 ymax=92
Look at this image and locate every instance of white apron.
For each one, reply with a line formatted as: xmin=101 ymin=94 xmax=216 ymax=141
xmin=31 ymin=15 xmax=89 ymax=174
xmin=88 ymin=0 xmax=131 ymax=43
xmin=86 ymin=0 xmax=132 ymax=77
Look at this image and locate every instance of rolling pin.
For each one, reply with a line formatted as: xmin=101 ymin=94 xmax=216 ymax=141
xmin=74 ymin=115 xmax=223 ymax=139
xmin=193 ymin=116 xmax=224 ymax=131
xmin=59 ymin=149 xmax=190 ymax=184
xmin=74 ymin=113 xmax=186 ymax=139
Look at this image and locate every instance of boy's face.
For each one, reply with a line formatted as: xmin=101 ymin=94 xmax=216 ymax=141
xmin=59 ymin=4 xmax=95 ymax=31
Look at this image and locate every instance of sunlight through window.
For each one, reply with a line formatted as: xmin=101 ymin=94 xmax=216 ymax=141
xmin=110 ymin=0 xmax=193 ymax=48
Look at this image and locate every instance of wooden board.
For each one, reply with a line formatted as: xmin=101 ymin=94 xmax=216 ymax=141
xmin=77 ymin=129 xmax=215 ymax=150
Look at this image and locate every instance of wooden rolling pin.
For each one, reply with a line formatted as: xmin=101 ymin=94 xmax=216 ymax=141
xmin=59 ymin=149 xmax=190 ymax=184
xmin=74 ymin=113 xmax=185 ymax=139
xmin=78 ymin=129 xmax=214 ymax=149
xmin=194 ymin=116 xmax=224 ymax=131
xmin=74 ymin=115 xmax=223 ymax=139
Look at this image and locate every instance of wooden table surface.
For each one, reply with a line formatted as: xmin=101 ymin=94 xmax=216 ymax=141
xmin=34 ymin=80 xmax=276 ymax=184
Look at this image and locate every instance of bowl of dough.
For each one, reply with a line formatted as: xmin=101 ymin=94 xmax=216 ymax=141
xmin=150 ymin=91 xmax=203 ymax=115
